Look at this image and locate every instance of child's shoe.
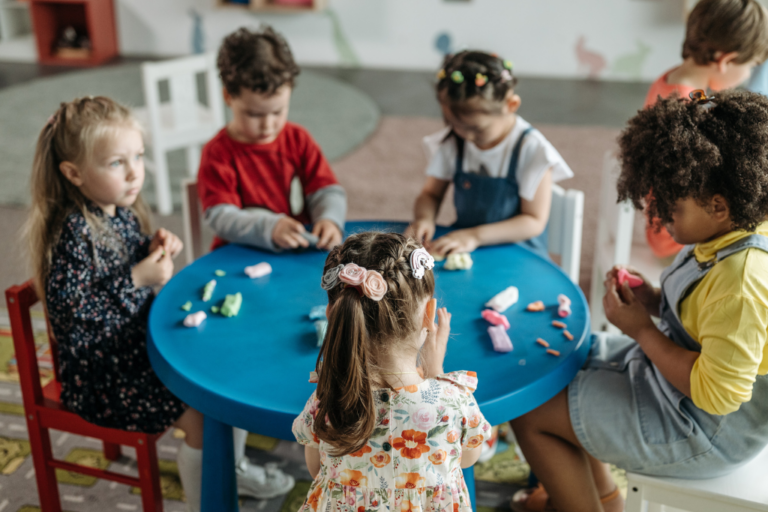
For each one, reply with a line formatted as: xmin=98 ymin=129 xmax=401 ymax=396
xmin=235 ymin=458 xmax=295 ymax=499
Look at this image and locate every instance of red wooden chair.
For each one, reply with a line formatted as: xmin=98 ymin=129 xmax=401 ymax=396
xmin=6 ymin=280 xmax=165 ymax=511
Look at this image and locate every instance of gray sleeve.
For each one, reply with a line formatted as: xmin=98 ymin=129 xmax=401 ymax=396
xmin=204 ymin=203 xmax=283 ymax=252
xmin=306 ymin=185 xmax=347 ymax=231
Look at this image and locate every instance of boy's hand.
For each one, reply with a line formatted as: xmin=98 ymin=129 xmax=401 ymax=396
xmin=405 ymin=219 xmax=436 ymax=245
xmin=132 ymin=246 xmax=174 ymax=288
xmin=429 ymin=229 xmax=480 ymax=257
xmin=605 ymin=265 xmax=660 ymax=316
xmin=312 ymin=219 xmax=343 ymax=250
xmin=603 ymin=279 xmax=656 ymax=339
xmin=149 ymin=228 xmax=183 ymax=259
xmin=421 ymin=306 xmax=452 ymax=378
xmin=272 ymin=217 xmax=310 ymax=250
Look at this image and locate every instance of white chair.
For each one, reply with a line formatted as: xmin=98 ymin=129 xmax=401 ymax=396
xmin=590 ymin=151 xmax=666 ymax=332
xmin=625 ymin=445 xmax=768 ymax=512
xmin=548 ymin=184 xmax=585 ymax=284
xmin=139 ymin=53 xmax=226 ymax=216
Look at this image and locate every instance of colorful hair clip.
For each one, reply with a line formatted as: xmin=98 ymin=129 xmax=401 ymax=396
xmin=410 ymin=248 xmax=435 ymax=279
xmin=504 ymin=60 xmax=513 ymax=70
xmin=451 ymin=70 xmax=465 ymax=84
xmin=500 ymin=69 xmax=513 ymax=82
xmin=689 ymin=89 xmax=715 ymax=105
xmin=475 ymin=73 xmax=488 ymax=87
xmin=437 ymin=68 xmax=446 ymax=80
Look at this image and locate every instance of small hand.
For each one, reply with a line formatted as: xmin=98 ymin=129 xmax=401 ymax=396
xmin=421 ymin=306 xmax=452 ymax=378
xmin=605 ymin=265 xmax=659 ymax=314
xmin=272 ymin=217 xmax=310 ymax=250
xmin=603 ymin=279 xmax=656 ymax=339
xmin=429 ymin=229 xmax=480 ymax=257
xmin=405 ymin=219 xmax=436 ymax=245
xmin=131 ymin=246 xmax=174 ymax=288
xmin=149 ymin=228 xmax=183 ymax=259
xmin=312 ymin=219 xmax=343 ymax=250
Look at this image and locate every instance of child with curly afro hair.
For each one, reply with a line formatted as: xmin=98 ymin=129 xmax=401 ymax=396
xmin=509 ymin=90 xmax=768 ymax=512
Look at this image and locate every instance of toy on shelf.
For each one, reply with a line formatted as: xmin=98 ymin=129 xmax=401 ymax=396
xmin=557 ymin=294 xmax=571 ymax=317
xmin=526 ymin=300 xmax=545 ymax=312
xmin=309 ymin=305 xmax=327 ymax=321
xmin=444 ymin=253 xmax=473 ymax=270
xmin=617 ymin=268 xmax=644 ymax=288
xmin=481 ymin=309 xmax=510 ymax=330
xmin=245 ymin=262 xmax=272 ymax=278
xmin=485 ymin=286 xmax=519 ymax=313
xmin=202 ymin=280 xmax=216 ymax=301
xmin=488 ymin=325 xmax=513 ymax=353
xmin=183 ymin=311 xmax=207 ymax=327
xmin=314 ymin=319 xmax=328 ymax=347
xmin=220 ymin=292 xmax=243 ymax=317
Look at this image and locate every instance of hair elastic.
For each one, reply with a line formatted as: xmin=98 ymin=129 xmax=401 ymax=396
xmin=475 ymin=73 xmax=488 ymax=87
xmin=451 ymin=70 xmax=465 ymax=84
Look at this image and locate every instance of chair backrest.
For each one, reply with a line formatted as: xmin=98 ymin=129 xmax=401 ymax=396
xmin=6 ymin=281 xmax=47 ymax=411
xmin=548 ymin=184 xmax=585 ymax=284
xmin=182 ymin=179 xmax=205 ymax=265
xmin=598 ymin=152 xmax=635 ymax=266
xmin=141 ymin=52 xmax=225 ymax=153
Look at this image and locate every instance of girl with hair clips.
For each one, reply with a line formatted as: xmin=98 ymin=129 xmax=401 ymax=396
xmin=510 ymin=90 xmax=768 ymax=512
xmin=406 ymin=51 xmax=573 ymax=260
xmin=293 ymin=232 xmax=491 ymax=512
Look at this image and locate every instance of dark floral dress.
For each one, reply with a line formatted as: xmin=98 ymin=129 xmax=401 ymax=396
xmin=45 ymin=204 xmax=186 ymax=433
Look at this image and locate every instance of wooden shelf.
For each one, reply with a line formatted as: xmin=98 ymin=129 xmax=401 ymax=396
xmin=217 ymin=0 xmax=327 ymax=13
xmin=29 ymin=0 xmax=117 ymax=66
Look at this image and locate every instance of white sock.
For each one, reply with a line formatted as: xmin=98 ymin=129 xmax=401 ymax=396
xmin=177 ymin=442 xmax=203 ymax=512
xmin=233 ymin=427 xmax=248 ymax=464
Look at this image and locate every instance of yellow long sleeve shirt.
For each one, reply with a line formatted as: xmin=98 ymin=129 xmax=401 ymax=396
xmin=681 ymin=222 xmax=768 ymax=415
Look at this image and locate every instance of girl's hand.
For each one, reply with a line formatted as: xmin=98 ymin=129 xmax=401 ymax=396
xmin=605 ymin=265 xmax=661 ymax=317
xmin=312 ymin=219 xmax=343 ymax=250
xmin=429 ymin=229 xmax=480 ymax=257
xmin=132 ymin=246 xmax=174 ymax=288
xmin=421 ymin=307 xmax=452 ymax=378
xmin=603 ymin=279 xmax=656 ymax=339
xmin=272 ymin=217 xmax=310 ymax=250
xmin=405 ymin=219 xmax=436 ymax=245
xmin=149 ymin=228 xmax=183 ymax=259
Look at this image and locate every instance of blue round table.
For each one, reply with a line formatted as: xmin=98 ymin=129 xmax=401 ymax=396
xmin=147 ymin=221 xmax=591 ymax=512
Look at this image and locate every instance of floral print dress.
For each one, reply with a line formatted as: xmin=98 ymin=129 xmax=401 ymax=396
xmin=293 ymin=371 xmax=491 ymax=512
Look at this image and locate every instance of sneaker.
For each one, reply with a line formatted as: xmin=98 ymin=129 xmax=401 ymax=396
xmin=235 ymin=458 xmax=295 ymax=500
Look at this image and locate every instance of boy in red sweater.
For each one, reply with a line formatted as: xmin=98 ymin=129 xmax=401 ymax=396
xmin=198 ymin=26 xmax=346 ymax=252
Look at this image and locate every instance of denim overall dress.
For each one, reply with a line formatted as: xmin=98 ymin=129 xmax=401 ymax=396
xmin=568 ymin=234 xmax=768 ymax=477
xmin=452 ymin=128 xmax=549 ymax=259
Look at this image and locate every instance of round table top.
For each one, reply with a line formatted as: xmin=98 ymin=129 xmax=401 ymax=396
xmin=148 ymin=221 xmax=591 ymax=440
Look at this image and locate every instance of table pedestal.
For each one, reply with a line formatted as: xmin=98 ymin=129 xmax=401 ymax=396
xmin=202 ymin=415 xmax=239 ymax=512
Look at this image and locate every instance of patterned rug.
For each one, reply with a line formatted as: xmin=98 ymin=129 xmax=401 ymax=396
xmin=0 ymin=309 xmax=626 ymax=512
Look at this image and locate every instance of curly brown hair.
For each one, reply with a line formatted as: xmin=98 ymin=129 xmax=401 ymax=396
xmin=436 ymin=51 xmax=518 ymax=116
xmin=617 ymin=90 xmax=768 ymax=232
xmin=217 ymin=25 xmax=300 ymax=97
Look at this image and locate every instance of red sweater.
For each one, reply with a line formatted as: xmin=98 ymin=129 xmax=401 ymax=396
xmin=197 ymin=123 xmax=340 ymax=249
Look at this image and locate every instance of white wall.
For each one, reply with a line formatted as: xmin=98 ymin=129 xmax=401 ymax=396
xmin=116 ymin=0 xmax=691 ymax=82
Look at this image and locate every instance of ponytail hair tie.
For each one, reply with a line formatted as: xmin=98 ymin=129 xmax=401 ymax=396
xmin=475 ymin=73 xmax=488 ymax=87
xmin=451 ymin=70 xmax=464 ymax=84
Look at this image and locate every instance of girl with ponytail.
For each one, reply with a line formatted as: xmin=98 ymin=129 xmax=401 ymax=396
xmin=293 ymin=232 xmax=490 ymax=512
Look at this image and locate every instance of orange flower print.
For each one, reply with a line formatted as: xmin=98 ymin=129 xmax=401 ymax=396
xmin=392 ymin=430 xmax=431 ymax=459
xmin=453 ymin=504 xmax=459 ymax=512
xmin=340 ymin=469 xmax=368 ymax=487
xmin=465 ymin=435 xmax=484 ymax=449
xmin=306 ymin=485 xmax=323 ymax=511
xmin=370 ymin=451 xmax=391 ymax=468
xmin=446 ymin=430 xmax=459 ymax=443
xmin=395 ymin=472 xmax=426 ymax=489
xmin=401 ymin=384 xmax=419 ymax=393
xmin=400 ymin=500 xmax=419 ymax=512
xmin=350 ymin=444 xmax=372 ymax=457
xmin=469 ymin=412 xmax=482 ymax=428
xmin=428 ymin=449 xmax=447 ymax=465
xmin=358 ymin=507 xmax=365 ymax=512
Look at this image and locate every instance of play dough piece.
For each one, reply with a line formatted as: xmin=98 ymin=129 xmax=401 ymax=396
xmin=309 ymin=305 xmax=327 ymax=321
xmin=557 ymin=294 xmax=571 ymax=318
xmin=481 ymin=309 xmax=510 ymax=330
xmin=546 ymin=349 xmax=561 ymax=357
xmin=488 ymin=325 xmax=513 ymax=353
xmin=202 ymin=280 xmax=216 ymax=302
xmin=220 ymin=292 xmax=242 ymax=318
xmin=181 ymin=301 xmax=192 ymax=311
xmin=211 ymin=306 xmax=220 ymax=314
xmin=301 ymin=232 xmax=320 ymax=246
xmin=526 ymin=301 xmax=545 ymax=312
xmin=485 ymin=286 xmax=519 ymax=313
xmin=563 ymin=330 xmax=574 ymax=341
xmin=432 ymin=253 xmax=446 ymax=262
xmin=245 ymin=262 xmax=272 ymax=279
xmin=552 ymin=320 xmax=566 ymax=329
xmin=183 ymin=311 xmax=206 ymax=327
xmin=536 ymin=338 xmax=550 ymax=348
xmin=444 ymin=253 xmax=473 ymax=270
xmin=315 ymin=319 xmax=328 ymax=347
xmin=617 ymin=268 xmax=644 ymax=288
xmin=215 ymin=270 xmax=226 ymax=277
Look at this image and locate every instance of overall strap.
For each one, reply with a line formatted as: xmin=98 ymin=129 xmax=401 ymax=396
xmin=506 ymin=127 xmax=535 ymax=184
xmin=714 ymin=234 xmax=768 ymax=263
xmin=454 ymin=134 xmax=465 ymax=177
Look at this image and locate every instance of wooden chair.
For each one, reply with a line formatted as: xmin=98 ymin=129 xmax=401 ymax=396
xmin=548 ymin=184 xmax=585 ymax=284
xmin=5 ymin=281 xmax=165 ymax=511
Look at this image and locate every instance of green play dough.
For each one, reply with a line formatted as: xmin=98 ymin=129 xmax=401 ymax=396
xmin=202 ymin=280 xmax=216 ymax=301
xmin=211 ymin=306 xmax=220 ymax=314
xmin=220 ymin=292 xmax=242 ymax=318
xmin=215 ymin=270 xmax=226 ymax=276
xmin=181 ymin=301 xmax=192 ymax=311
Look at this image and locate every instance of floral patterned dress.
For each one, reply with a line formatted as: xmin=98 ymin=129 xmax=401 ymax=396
xmin=293 ymin=371 xmax=491 ymax=512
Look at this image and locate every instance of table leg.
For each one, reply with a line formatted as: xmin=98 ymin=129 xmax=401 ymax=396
xmin=462 ymin=466 xmax=476 ymax=510
xmin=202 ymin=415 xmax=239 ymax=512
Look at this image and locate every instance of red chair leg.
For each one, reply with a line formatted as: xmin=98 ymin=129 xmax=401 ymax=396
xmin=103 ymin=441 xmax=122 ymax=461
xmin=135 ymin=437 xmax=163 ymax=512
xmin=26 ymin=420 xmax=62 ymax=512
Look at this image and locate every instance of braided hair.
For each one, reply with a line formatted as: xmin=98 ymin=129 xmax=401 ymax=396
xmin=436 ymin=51 xmax=517 ymax=114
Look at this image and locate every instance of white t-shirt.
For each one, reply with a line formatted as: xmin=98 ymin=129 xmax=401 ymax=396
xmin=422 ymin=117 xmax=573 ymax=201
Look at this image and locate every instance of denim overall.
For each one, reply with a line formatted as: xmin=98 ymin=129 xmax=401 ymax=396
xmin=452 ymin=129 xmax=549 ymax=259
xmin=569 ymin=234 xmax=768 ymax=477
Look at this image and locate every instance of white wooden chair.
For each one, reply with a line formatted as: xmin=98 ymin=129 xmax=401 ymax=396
xmin=626 ymin=445 xmax=768 ymax=512
xmin=138 ymin=53 xmax=226 ymax=216
xmin=590 ymin=151 xmax=666 ymax=332
xmin=548 ymin=184 xmax=584 ymax=284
